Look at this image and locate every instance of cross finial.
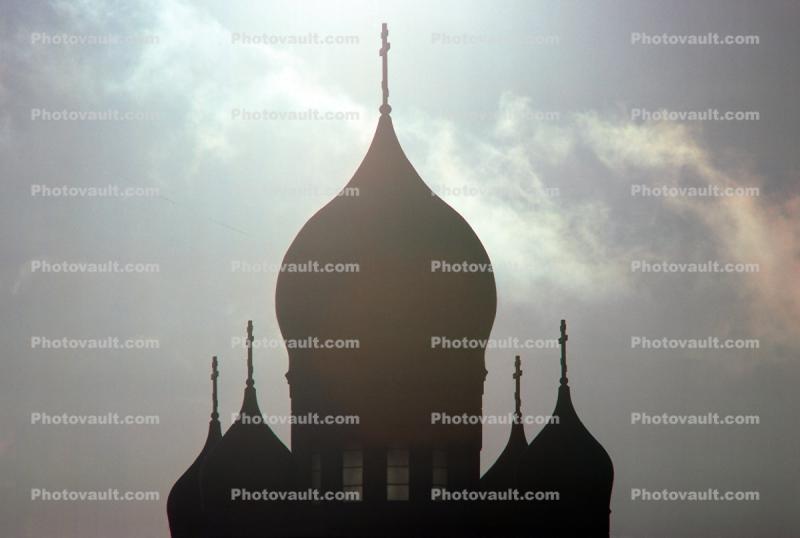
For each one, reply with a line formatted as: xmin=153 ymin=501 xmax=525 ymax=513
xmin=513 ymin=355 xmax=522 ymax=418
xmin=379 ymin=23 xmax=391 ymax=115
xmin=246 ymin=320 xmax=254 ymax=387
xmin=211 ymin=356 xmax=219 ymax=420
xmin=559 ymin=319 xmax=569 ymax=386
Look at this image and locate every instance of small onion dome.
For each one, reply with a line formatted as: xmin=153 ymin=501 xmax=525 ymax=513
xmin=481 ymin=420 xmax=527 ymax=491
xmin=167 ymin=357 xmax=222 ymax=538
xmin=200 ymin=322 xmax=294 ymax=537
xmin=481 ymin=356 xmax=528 ymax=490
xmin=516 ymin=321 xmax=614 ymax=537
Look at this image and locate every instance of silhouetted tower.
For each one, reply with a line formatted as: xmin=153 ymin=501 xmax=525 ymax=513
xmin=200 ymin=321 xmax=294 ymax=537
xmin=275 ymin=22 xmax=497 ymax=514
xmin=516 ymin=320 xmax=614 ymax=537
xmin=167 ymin=357 xmax=222 ymax=537
xmin=168 ymin=23 xmax=617 ymax=538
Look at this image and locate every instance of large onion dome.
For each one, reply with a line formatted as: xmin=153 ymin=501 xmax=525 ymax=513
xmin=275 ymin=95 xmax=497 ymax=448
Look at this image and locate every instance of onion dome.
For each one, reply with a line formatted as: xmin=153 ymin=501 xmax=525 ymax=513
xmin=167 ymin=357 xmax=223 ymax=538
xmin=200 ymin=321 xmax=294 ymax=536
xmin=516 ymin=321 xmax=614 ymax=537
xmin=480 ymin=356 xmax=527 ymax=490
xmin=275 ymin=24 xmax=496 ymax=446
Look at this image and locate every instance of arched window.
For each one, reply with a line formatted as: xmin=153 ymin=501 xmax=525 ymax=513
xmin=310 ymin=452 xmax=321 ymax=491
xmin=342 ymin=449 xmax=363 ymax=501
xmin=432 ymin=449 xmax=447 ymax=493
xmin=386 ymin=448 xmax=409 ymax=500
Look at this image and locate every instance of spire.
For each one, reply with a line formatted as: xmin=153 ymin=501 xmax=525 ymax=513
xmin=239 ymin=319 xmax=261 ymax=418
xmin=379 ymin=22 xmax=391 ymax=115
xmin=246 ymin=320 xmax=254 ymax=387
xmin=199 ymin=320 xmax=294 ymax=536
xmin=211 ymin=356 xmax=219 ymax=420
xmin=559 ymin=319 xmax=569 ymax=386
xmin=479 ymin=355 xmax=527 ymax=490
xmin=513 ymin=355 xmax=522 ymax=419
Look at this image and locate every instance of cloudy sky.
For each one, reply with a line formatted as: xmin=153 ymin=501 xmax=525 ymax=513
xmin=1 ymin=0 xmax=798 ymax=536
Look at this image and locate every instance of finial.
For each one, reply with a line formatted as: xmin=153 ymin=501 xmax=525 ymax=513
xmin=246 ymin=320 xmax=254 ymax=387
xmin=559 ymin=319 xmax=568 ymax=386
xmin=513 ymin=355 xmax=522 ymax=419
xmin=379 ymin=22 xmax=391 ymax=115
xmin=211 ymin=356 xmax=219 ymax=420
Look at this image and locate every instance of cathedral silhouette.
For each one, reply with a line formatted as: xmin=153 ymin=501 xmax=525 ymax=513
xmin=168 ymin=24 xmax=613 ymax=537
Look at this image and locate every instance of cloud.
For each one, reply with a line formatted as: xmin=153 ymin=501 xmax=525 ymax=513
xmin=6 ymin=260 xmax=35 ymax=295
xmin=578 ymin=112 xmax=800 ymax=350
xmin=118 ymin=0 xmax=372 ymax=171
xmin=407 ymin=94 xmax=799 ymax=352
xmin=405 ymin=96 xmax=631 ymax=304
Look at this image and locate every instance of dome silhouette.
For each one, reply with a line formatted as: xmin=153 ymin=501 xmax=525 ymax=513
xmin=480 ymin=355 xmax=527 ymax=490
xmin=516 ymin=321 xmax=614 ymax=536
xmin=167 ymin=357 xmax=222 ymax=538
xmin=168 ymin=24 xmax=615 ymax=538
xmin=200 ymin=322 xmax=294 ymax=537
xmin=275 ymin=81 xmax=496 ymax=448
